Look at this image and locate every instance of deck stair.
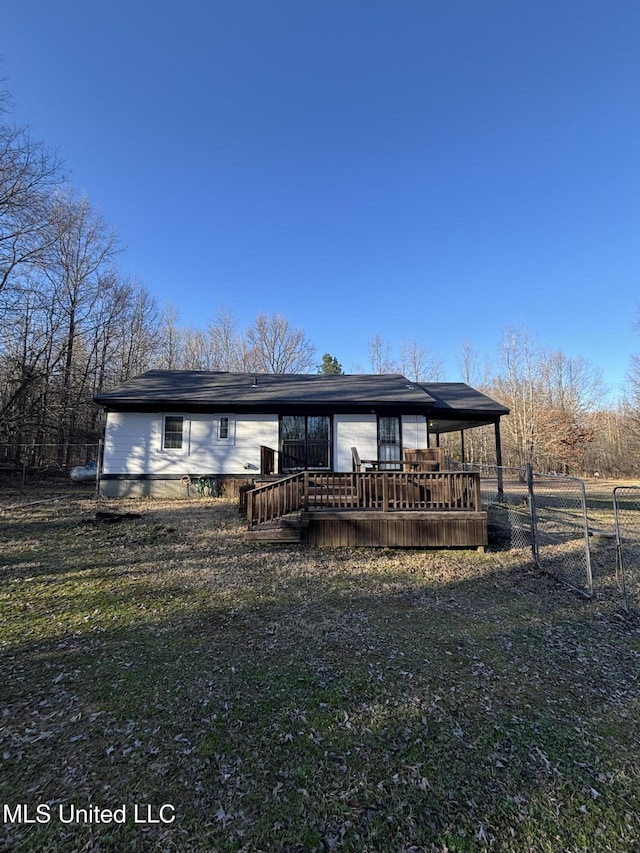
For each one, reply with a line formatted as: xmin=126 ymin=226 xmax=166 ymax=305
xmin=244 ymin=511 xmax=308 ymax=544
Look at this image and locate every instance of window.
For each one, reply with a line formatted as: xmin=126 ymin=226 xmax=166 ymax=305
xmin=163 ymin=416 xmax=184 ymax=450
xmin=214 ymin=415 xmax=235 ymax=444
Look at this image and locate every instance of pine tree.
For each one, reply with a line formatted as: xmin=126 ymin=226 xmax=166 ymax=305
xmin=318 ymin=353 xmax=343 ymax=374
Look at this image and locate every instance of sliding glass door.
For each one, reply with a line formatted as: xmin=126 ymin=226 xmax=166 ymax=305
xmin=281 ymin=415 xmax=331 ymax=471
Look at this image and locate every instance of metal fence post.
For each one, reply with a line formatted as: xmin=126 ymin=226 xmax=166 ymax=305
xmin=613 ymin=485 xmax=640 ymax=613
xmin=578 ymin=478 xmax=594 ymax=598
xmin=95 ymin=439 xmax=103 ymax=496
xmin=527 ymin=463 xmax=539 ymax=566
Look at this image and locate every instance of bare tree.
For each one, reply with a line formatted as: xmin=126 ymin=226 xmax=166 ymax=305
xmin=399 ymin=338 xmax=443 ymax=381
xmin=583 ymin=405 xmax=634 ymax=477
xmin=490 ymin=326 xmax=540 ymax=468
xmin=207 ymin=305 xmax=245 ymax=370
xmin=181 ymin=327 xmax=215 ymax=370
xmin=540 ymin=350 xmax=605 ymax=415
xmin=158 ymin=303 xmax=184 ymax=370
xmin=88 ymin=276 xmax=160 ymax=392
xmin=112 ymin=281 xmax=161 ymax=381
xmin=625 ymin=308 xmax=640 ymax=447
xmin=43 ymin=192 xmax=122 ymax=463
xmin=626 ymin=306 xmax=640 ymax=393
xmin=246 ymin=313 xmax=316 ymax=373
xmin=0 ymin=104 xmax=64 ymax=299
xmin=367 ymin=332 xmax=397 ymax=374
xmin=0 ymin=80 xmax=168 ymax=467
xmin=457 ymin=338 xmax=492 ymax=388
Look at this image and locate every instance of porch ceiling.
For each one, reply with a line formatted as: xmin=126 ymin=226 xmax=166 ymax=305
xmin=427 ymin=416 xmax=499 ymax=434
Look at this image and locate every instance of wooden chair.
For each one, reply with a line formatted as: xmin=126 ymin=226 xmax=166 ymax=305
xmin=402 ymin=447 xmax=443 ymax=471
xmin=351 ymin=446 xmax=381 ymax=471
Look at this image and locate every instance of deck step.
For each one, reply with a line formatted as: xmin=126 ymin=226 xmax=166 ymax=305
xmin=244 ymin=512 xmax=306 ymax=544
xmin=244 ymin=527 xmax=302 ymax=543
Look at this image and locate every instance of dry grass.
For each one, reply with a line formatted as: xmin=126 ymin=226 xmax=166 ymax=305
xmin=1 ymin=481 xmax=639 ymax=852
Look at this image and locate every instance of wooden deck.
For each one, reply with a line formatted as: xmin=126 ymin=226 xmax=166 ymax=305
xmin=244 ymin=471 xmax=487 ymax=549
xmin=304 ymin=510 xmax=486 ymax=548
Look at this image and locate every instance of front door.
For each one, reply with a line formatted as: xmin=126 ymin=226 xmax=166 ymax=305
xmin=378 ymin=416 xmax=402 ymax=470
xmin=281 ymin=415 xmax=331 ymax=472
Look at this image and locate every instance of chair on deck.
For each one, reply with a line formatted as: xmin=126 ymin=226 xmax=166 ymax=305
xmin=351 ymin=446 xmax=443 ymax=473
xmin=402 ymin=447 xmax=443 ymax=471
xmin=351 ymin=446 xmax=380 ymax=471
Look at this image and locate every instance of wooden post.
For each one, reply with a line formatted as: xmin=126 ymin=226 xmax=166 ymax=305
xmin=303 ymin=471 xmax=309 ymax=510
xmin=246 ymin=489 xmax=253 ymax=530
xmin=382 ymin=473 xmax=389 ymax=511
xmin=473 ymin=472 xmax=481 ymax=512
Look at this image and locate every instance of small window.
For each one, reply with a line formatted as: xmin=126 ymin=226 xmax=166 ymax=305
xmin=214 ymin=414 xmax=235 ymax=444
xmin=164 ymin=416 xmax=184 ymax=450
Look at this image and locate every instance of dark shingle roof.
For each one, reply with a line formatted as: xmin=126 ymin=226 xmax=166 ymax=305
xmin=417 ymin=382 xmax=509 ymax=433
xmin=95 ymin=371 xmax=433 ymax=407
xmin=94 ymin=370 xmax=509 ymax=427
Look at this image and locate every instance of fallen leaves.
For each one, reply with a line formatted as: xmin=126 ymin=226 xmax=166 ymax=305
xmin=1 ymin=492 xmax=640 ymax=851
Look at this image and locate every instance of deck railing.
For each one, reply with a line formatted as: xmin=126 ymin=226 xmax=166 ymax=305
xmin=247 ymin=470 xmax=482 ymax=529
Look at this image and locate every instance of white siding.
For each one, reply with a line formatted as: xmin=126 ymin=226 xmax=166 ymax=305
xmin=334 ymin=415 xmax=377 ymax=471
xmin=102 ymin=410 xmax=428 ymax=476
xmin=192 ymin=414 xmax=279 ymax=473
xmin=102 ymin=412 xmax=162 ymax=474
xmin=103 ymin=411 xmax=279 ymax=475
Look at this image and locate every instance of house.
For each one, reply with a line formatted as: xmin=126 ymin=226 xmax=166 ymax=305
xmin=94 ymin=370 xmax=509 ymax=548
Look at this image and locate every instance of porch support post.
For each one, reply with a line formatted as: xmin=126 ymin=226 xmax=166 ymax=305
xmin=460 ymin=430 xmax=465 ymax=465
xmin=495 ymin=419 xmax=504 ymax=501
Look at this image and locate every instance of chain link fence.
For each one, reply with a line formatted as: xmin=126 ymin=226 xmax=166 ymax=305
xmin=479 ymin=469 xmax=640 ymax=610
xmin=465 ymin=464 xmax=533 ymax=551
xmin=613 ymin=485 xmax=640 ymax=613
xmin=458 ymin=462 xmax=593 ymax=597
xmin=531 ymin=473 xmax=593 ymax=598
xmin=0 ymin=443 xmax=101 ymax=489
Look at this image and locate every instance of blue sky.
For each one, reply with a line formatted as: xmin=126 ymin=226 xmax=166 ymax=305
xmin=2 ymin=0 xmax=639 ymax=400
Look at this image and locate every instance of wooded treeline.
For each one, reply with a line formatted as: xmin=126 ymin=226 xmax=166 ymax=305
xmin=1 ymin=90 xmax=639 ymax=477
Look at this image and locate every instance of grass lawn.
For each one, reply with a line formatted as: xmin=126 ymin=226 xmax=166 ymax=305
xmin=1 ymin=484 xmax=639 ymax=852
